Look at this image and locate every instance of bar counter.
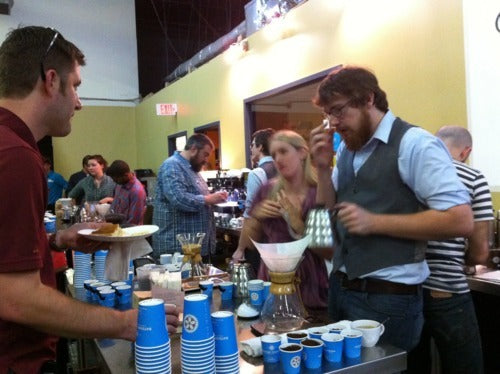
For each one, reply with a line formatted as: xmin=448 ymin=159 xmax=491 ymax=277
xmin=467 ymin=265 xmax=500 ymax=373
xmin=467 ymin=265 xmax=500 ymax=296
xmin=86 ymin=289 xmax=406 ymax=373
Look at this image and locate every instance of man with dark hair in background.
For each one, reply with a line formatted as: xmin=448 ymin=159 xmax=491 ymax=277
xmin=107 ymin=159 xmax=147 ymax=225
xmin=309 ymin=66 xmax=473 ymax=357
xmin=232 ymin=128 xmax=277 ymax=271
xmin=152 ymin=133 xmax=228 ymax=259
xmin=0 ymin=26 xmax=178 ymax=373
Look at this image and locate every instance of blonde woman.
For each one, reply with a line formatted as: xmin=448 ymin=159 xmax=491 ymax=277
xmin=243 ymin=130 xmax=330 ymax=309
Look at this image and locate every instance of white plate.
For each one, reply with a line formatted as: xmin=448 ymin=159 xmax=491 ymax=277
xmin=215 ymin=201 xmax=238 ymax=208
xmin=78 ymin=225 xmax=159 ymax=242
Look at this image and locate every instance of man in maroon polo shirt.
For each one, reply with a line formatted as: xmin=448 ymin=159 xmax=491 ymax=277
xmin=0 ymin=27 xmax=179 ymax=373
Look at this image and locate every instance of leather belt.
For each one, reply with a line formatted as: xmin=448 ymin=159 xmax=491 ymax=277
xmin=334 ymin=271 xmax=420 ymax=295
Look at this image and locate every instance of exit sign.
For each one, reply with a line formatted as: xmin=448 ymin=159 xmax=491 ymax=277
xmin=156 ymin=103 xmax=178 ymax=116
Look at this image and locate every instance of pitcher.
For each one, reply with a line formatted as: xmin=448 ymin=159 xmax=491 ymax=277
xmin=176 ymin=233 xmax=206 ymax=278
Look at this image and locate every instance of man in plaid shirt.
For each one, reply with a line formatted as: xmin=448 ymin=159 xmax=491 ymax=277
xmin=152 ymin=134 xmax=228 ymax=259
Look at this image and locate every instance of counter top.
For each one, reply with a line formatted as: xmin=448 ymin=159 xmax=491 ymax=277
xmin=467 ymin=266 xmax=500 ymax=297
xmin=95 ymin=336 xmax=406 ymax=374
xmin=92 ymin=290 xmax=406 ymax=374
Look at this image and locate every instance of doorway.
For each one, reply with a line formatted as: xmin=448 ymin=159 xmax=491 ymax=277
xmin=243 ymin=66 xmax=338 ymax=167
xmin=167 ymin=131 xmax=187 ymax=157
xmin=195 ymin=121 xmax=220 ymax=170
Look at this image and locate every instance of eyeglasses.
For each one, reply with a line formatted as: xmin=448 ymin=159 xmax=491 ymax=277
xmin=40 ymin=30 xmax=59 ymax=82
xmin=324 ymin=100 xmax=352 ymax=121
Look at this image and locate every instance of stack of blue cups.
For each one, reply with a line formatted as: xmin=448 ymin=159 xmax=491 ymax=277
xmin=181 ymin=294 xmax=215 ymax=373
xmin=212 ymin=311 xmax=240 ymax=373
xmin=128 ymin=260 xmax=134 ymax=285
xmin=73 ymin=251 xmax=92 ymax=288
xmin=94 ymin=250 xmax=108 ymax=282
xmin=135 ymin=299 xmax=172 ymax=374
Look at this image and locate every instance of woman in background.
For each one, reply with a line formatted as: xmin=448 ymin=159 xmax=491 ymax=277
xmin=68 ymin=154 xmax=115 ymax=204
xmin=244 ymin=130 xmax=330 ymax=310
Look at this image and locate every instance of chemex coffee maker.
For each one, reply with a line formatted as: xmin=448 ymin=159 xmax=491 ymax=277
xmin=176 ymin=232 xmax=206 ymax=278
xmin=252 ymin=235 xmax=312 ymax=333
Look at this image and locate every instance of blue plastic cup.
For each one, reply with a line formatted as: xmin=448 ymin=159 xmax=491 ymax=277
xmin=307 ymin=327 xmax=329 ymax=340
xmin=136 ymin=299 xmax=169 ymax=347
xmin=261 ymin=334 xmax=281 ymax=363
xmin=249 ymin=288 xmax=264 ymax=306
xmin=286 ymin=331 xmax=308 ymax=344
xmin=327 ymin=321 xmax=351 ymax=334
xmin=211 ymin=311 xmax=238 ymax=356
xmin=111 ymin=281 xmax=127 ymax=288
xmin=279 ymin=343 xmax=302 ymax=374
xmin=89 ymin=282 xmax=107 ymax=303
xmin=247 ymin=279 xmax=264 ymax=290
xmin=83 ymin=279 xmax=98 ymax=301
xmin=199 ymin=280 xmax=214 ymax=298
xmin=115 ymin=284 xmax=132 ymax=305
xmin=301 ymin=338 xmax=324 ymax=369
xmin=99 ymin=289 xmax=116 ymax=308
xmin=341 ymin=329 xmax=362 ymax=359
xmin=182 ymin=294 xmax=213 ymax=341
xmin=262 ymin=281 xmax=271 ymax=301
xmin=219 ymin=281 xmax=234 ymax=300
xmin=321 ymin=332 xmax=344 ymax=362
xmin=44 ymin=219 xmax=56 ymax=233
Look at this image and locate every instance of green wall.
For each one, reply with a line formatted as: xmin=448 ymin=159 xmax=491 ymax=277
xmin=135 ymin=0 xmax=467 ymax=171
xmin=53 ymin=106 xmax=136 ymax=179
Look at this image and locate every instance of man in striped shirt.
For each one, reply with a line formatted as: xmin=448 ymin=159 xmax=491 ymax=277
xmin=409 ymin=126 xmax=494 ymax=373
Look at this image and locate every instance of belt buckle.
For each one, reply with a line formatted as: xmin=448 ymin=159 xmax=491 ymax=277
xmin=430 ymin=290 xmax=452 ymax=298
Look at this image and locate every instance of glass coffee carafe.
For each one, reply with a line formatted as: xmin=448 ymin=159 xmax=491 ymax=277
xmin=176 ymin=233 xmax=206 ymax=278
xmin=252 ymin=235 xmax=311 ymax=333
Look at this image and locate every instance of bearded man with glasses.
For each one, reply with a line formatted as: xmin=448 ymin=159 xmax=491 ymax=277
xmin=0 ymin=27 xmax=179 ymax=373
xmin=309 ymin=66 xmax=473 ymax=368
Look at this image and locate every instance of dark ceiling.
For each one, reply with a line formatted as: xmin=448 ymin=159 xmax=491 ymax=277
xmin=135 ymin=0 xmax=249 ymax=97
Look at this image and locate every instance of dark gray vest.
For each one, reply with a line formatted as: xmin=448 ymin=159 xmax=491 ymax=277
xmin=335 ymin=118 xmax=426 ymax=279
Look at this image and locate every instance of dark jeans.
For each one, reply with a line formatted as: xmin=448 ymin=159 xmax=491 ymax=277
xmin=407 ymin=289 xmax=484 ymax=374
xmin=328 ymin=272 xmax=424 ymax=352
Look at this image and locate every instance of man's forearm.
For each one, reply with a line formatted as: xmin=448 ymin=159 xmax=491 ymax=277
xmin=0 ymin=271 xmax=137 ymax=341
xmin=370 ymin=204 xmax=473 ymax=240
xmin=464 ymin=220 xmax=491 ymax=265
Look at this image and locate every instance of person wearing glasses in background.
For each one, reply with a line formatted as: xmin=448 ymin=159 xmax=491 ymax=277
xmin=232 ymin=128 xmax=277 ymax=272
xmin=0 ymin=26 xmax=179 ymax=374
xmin=309 ymin=66 xmax=473 ymax=362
